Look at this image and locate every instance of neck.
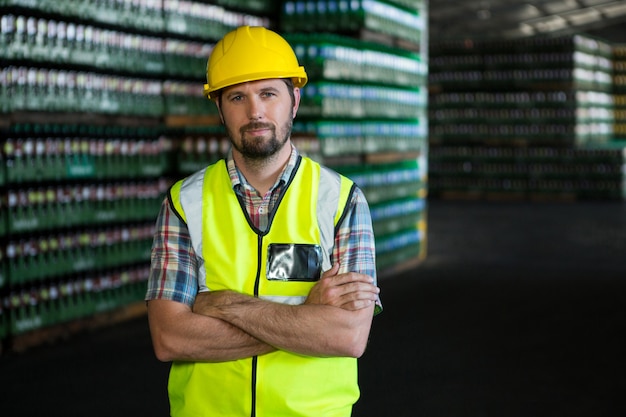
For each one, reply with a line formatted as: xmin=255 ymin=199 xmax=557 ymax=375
xmin=233 ymin=143 xmax=292 ymax=195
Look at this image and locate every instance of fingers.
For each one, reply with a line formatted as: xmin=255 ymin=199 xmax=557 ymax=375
xmin=317 ymin=271 xmax=379 ymax=311
xmin=336 ymin=282 xmax=380 ymax=303
xmin=343 ymin=298 xmax=377 ymax=311
xmin=322 ymin=265 xmax=374 ymax=287
xmin=321 ymin=262 xmax=340 ymax=278
xmin=335 ymin=290 xmax=378 ymax=311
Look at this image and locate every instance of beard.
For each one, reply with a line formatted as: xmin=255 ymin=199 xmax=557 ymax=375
xmin=228 ymin=119 xmax=293 ymax=161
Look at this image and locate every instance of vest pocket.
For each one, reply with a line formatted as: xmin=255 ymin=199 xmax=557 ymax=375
xmin=266 ymin=243 xmax=322 ymax=281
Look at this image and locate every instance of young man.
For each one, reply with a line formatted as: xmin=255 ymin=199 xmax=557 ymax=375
xmin=146 ymin=25 xmax=382 ymax=417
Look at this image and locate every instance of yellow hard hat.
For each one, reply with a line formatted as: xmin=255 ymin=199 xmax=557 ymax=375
xmin=203 ymin=26 xmax=307 ymax=100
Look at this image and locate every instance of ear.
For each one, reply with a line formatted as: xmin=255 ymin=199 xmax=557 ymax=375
xmin=292 ymin=87 xmax=301 ymax=118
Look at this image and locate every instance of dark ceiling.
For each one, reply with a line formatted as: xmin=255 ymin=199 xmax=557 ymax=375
xmin=428 ymin=0 xmax=626 ymax=43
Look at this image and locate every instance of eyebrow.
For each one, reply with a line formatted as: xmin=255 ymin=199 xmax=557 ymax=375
xmin=225 ymin=84 xmax=282 ymax=99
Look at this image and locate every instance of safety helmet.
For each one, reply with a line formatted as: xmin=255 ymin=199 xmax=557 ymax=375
xmin=203 ymin=26 xmax=307 ymax=100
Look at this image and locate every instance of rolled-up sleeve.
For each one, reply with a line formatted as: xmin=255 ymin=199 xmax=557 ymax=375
xmin=145 ymin=197 xmax=198 ymax=307
xmin=334 ymin=186 xmax=382 ymax=314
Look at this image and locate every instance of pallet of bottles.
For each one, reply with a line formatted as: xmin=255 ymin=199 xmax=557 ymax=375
xmin=0 ymin=0 xmax=270 ymax=41
xmin=429 ymin=88 xmax=614 ymax=148
xmin=1 ymin=276 xmax=149 ymax=353
xmin=285 ymin=32 xmax=426 ymax=84
xmin=430 ymin=35 xmax=613 ymax=91
xmin=281 ymin=0 xmax=425 ymax=48
xmin=614 ymin=44 xmax=626 ymax=141
xmin=0 ymin=121 xmax=171 ymax=351
xmin=0 ymin=4 xmax=268 ymax=118
xmin=293 ymin=119 xmax=427 ymax=159
xmin=429 ymin=34 xmax=615 ymax=149
xmin=335 ymin=159 xmax=428 ymax=272
xmin=428 ymin=143 xmax=626 ymax=201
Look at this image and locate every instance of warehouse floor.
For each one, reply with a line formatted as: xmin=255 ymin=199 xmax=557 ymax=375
xmin=1 ymin=199 xmax=625 ymax=417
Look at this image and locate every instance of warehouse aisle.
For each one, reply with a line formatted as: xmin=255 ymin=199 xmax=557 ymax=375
xmin=354 ymin=199 xmax=626 ymax=417
xmin=1 ymin=199 xmax=625 ymax=417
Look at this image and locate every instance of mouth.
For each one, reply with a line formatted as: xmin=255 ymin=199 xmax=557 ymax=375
xmin=247 ymin=128 xmax=270 ymax=135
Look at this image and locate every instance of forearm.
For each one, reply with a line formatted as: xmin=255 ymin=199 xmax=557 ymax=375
xmin=211 ymin=292 xmax=374 ymax=358
xmin=147 ymin=299 xmax=275 ymax=362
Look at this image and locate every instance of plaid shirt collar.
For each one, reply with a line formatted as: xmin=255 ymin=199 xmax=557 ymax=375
xmin=227 ymin=143 xmax=299 ymax=195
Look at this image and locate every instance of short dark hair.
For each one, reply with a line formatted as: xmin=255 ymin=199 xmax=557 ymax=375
xmin=282 ymin=78 xmax=295 ymax=107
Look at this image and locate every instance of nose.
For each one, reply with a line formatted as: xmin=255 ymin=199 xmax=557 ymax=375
xmin=247 ymin=96 xmax=263 ymax=120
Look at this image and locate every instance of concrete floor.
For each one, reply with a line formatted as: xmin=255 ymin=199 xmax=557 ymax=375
xmin=1 ymin=199 xmax=625 ymax=417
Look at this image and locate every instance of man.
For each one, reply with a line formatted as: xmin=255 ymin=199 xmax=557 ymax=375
xmin=146 ymin=25 xmax=382 ymax=417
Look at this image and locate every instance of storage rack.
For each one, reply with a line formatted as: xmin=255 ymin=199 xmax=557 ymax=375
xmin=0 ymin=0 xmax=429 ymax=351
xmin=428 ymin=35 xmax=626 ymax=200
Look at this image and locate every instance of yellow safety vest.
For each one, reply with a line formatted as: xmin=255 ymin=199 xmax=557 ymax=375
xmin=168 ymin=156 xmax=358 ymax=417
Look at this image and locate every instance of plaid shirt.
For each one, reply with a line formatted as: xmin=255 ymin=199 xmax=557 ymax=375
xmin=146 ymin=145 xmax=381 ymax=313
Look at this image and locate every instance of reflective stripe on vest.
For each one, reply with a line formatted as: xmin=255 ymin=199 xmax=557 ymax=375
xmin=167 ymin=156 xmax=358 ymax=417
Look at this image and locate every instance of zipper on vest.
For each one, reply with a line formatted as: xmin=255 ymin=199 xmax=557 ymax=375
xmin=250 ymin=356 xmax=258 ymax=417
xmin=250 ymin=234 xmax=263 ymax=417
xmin=254 ymin=235 xmax=263 ymax=297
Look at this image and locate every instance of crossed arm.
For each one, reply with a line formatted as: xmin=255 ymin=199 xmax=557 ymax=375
xmin=147 ymin=263 xmax=379 ymax=363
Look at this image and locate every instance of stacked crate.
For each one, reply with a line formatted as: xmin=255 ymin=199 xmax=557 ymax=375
xmin=429 ymin=34 xmax=625 ymax=200
xmin=280 ymin=0 xmax=429 ymax=272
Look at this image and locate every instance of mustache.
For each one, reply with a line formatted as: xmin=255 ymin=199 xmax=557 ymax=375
xmin=241 ymin=122 xmax=274 ymax=133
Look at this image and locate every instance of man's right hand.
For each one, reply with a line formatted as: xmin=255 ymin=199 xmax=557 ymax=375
xmin=304 ymin=263 xmax=379 ymax=311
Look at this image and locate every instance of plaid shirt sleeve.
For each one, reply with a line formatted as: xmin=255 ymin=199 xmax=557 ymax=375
xmin=334 ymin=186 xmax=383 ymax=314
xmin=145 ymin=197 xmax=199 ymax=307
